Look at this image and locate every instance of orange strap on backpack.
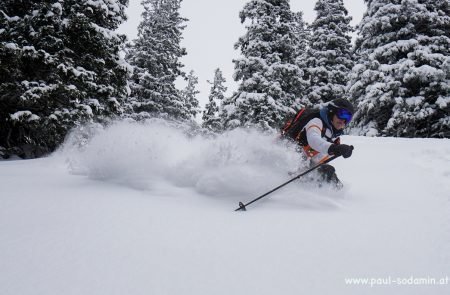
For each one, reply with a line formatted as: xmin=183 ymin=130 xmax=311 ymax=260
xmin=282 ymin=108 xmax=306 ymax=134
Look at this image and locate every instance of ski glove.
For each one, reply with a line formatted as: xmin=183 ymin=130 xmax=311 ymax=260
xmin=328 ymin=144 xmax=353 ymax=158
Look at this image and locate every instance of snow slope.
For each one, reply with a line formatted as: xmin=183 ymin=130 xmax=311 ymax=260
xmin=1 ymin=120 xmax=449 ymax=295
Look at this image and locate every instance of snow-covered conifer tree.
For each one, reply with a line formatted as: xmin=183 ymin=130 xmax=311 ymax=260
xmin=304 ymin=0 xmax=354 ymax=106
xmin=291 ymin=11 xmax=311 ymax=109
xmin=182 ymin=70 xmax=200 ymax=120
xmin=225 ymin=0 xmax=309 ymax=130
xmin=203 ymin=68 xmax=227 ymax=132
xmin=0 ymin=0 xmax=129 ymax=158
xmin=348 ymin=0 xmax=450 ymax=137
xmin=126 ymin=0 xmax=189 ymax=121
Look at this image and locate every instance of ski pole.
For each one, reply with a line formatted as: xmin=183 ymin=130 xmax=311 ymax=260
xmin=235 ymin=155 xmax=341 ymax=211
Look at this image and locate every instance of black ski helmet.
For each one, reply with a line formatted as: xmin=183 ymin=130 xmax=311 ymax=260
xmin=327 ymin=98 xmax=355 ymax=124
xmin=328 ymin=98 xmax=355 ymax=114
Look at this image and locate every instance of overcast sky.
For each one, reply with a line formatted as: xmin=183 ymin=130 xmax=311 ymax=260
xmin=117 ymin=0 xmax=367 ymax=109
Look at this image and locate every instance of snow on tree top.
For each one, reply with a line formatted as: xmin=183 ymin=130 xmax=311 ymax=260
xmin=10 ymin=111 xmax=40 ymax=122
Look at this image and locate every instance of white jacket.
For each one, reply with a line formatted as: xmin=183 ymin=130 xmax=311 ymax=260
xmin=303 ymin=117 xmax=340 ymax=164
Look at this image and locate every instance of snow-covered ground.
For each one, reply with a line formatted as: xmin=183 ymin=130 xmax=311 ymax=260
xmin=1 ymin=120 xmax=449 ymax=295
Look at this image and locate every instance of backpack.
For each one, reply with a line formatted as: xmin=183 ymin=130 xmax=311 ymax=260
xmin=281 ymin=108 xmax=326 ymax=146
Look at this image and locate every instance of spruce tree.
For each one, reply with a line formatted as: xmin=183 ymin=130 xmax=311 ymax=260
xmin=182 ymin=70 xmax=200 ymax=120
xmin=348 ymin=0 xmax=450 ymax=137
xmin=304 ymin=0 xmax=354 ymax=106
xmin=126 ymin=0 xmax=189 ymax=121
xmin=225 ymin=0 xmax=309 ymax=130
xmin=291 ymin=11 xmax=311 ymax=109
xmin=0 ymin=0 xmax=129 ymax=158
xmin=203 ymin=68 xmax=227 ymax=132
xmin=218 ymin=93 xmax=240 ymax=129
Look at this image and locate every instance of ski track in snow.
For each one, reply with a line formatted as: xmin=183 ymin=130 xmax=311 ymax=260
xmin=1 ymin=120 xmax=449 ymax=295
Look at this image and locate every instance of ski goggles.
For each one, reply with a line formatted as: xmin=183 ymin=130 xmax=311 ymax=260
xmin=336 ymin=108 xmax=353 ymax=123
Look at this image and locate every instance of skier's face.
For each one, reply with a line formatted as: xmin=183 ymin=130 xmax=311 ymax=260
xmin=331 ymin=115 xmax=346 ymax=130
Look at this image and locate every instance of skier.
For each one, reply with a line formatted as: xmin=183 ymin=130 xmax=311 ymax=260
xmin=281 ymin=98 xmax=355 ymax=187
